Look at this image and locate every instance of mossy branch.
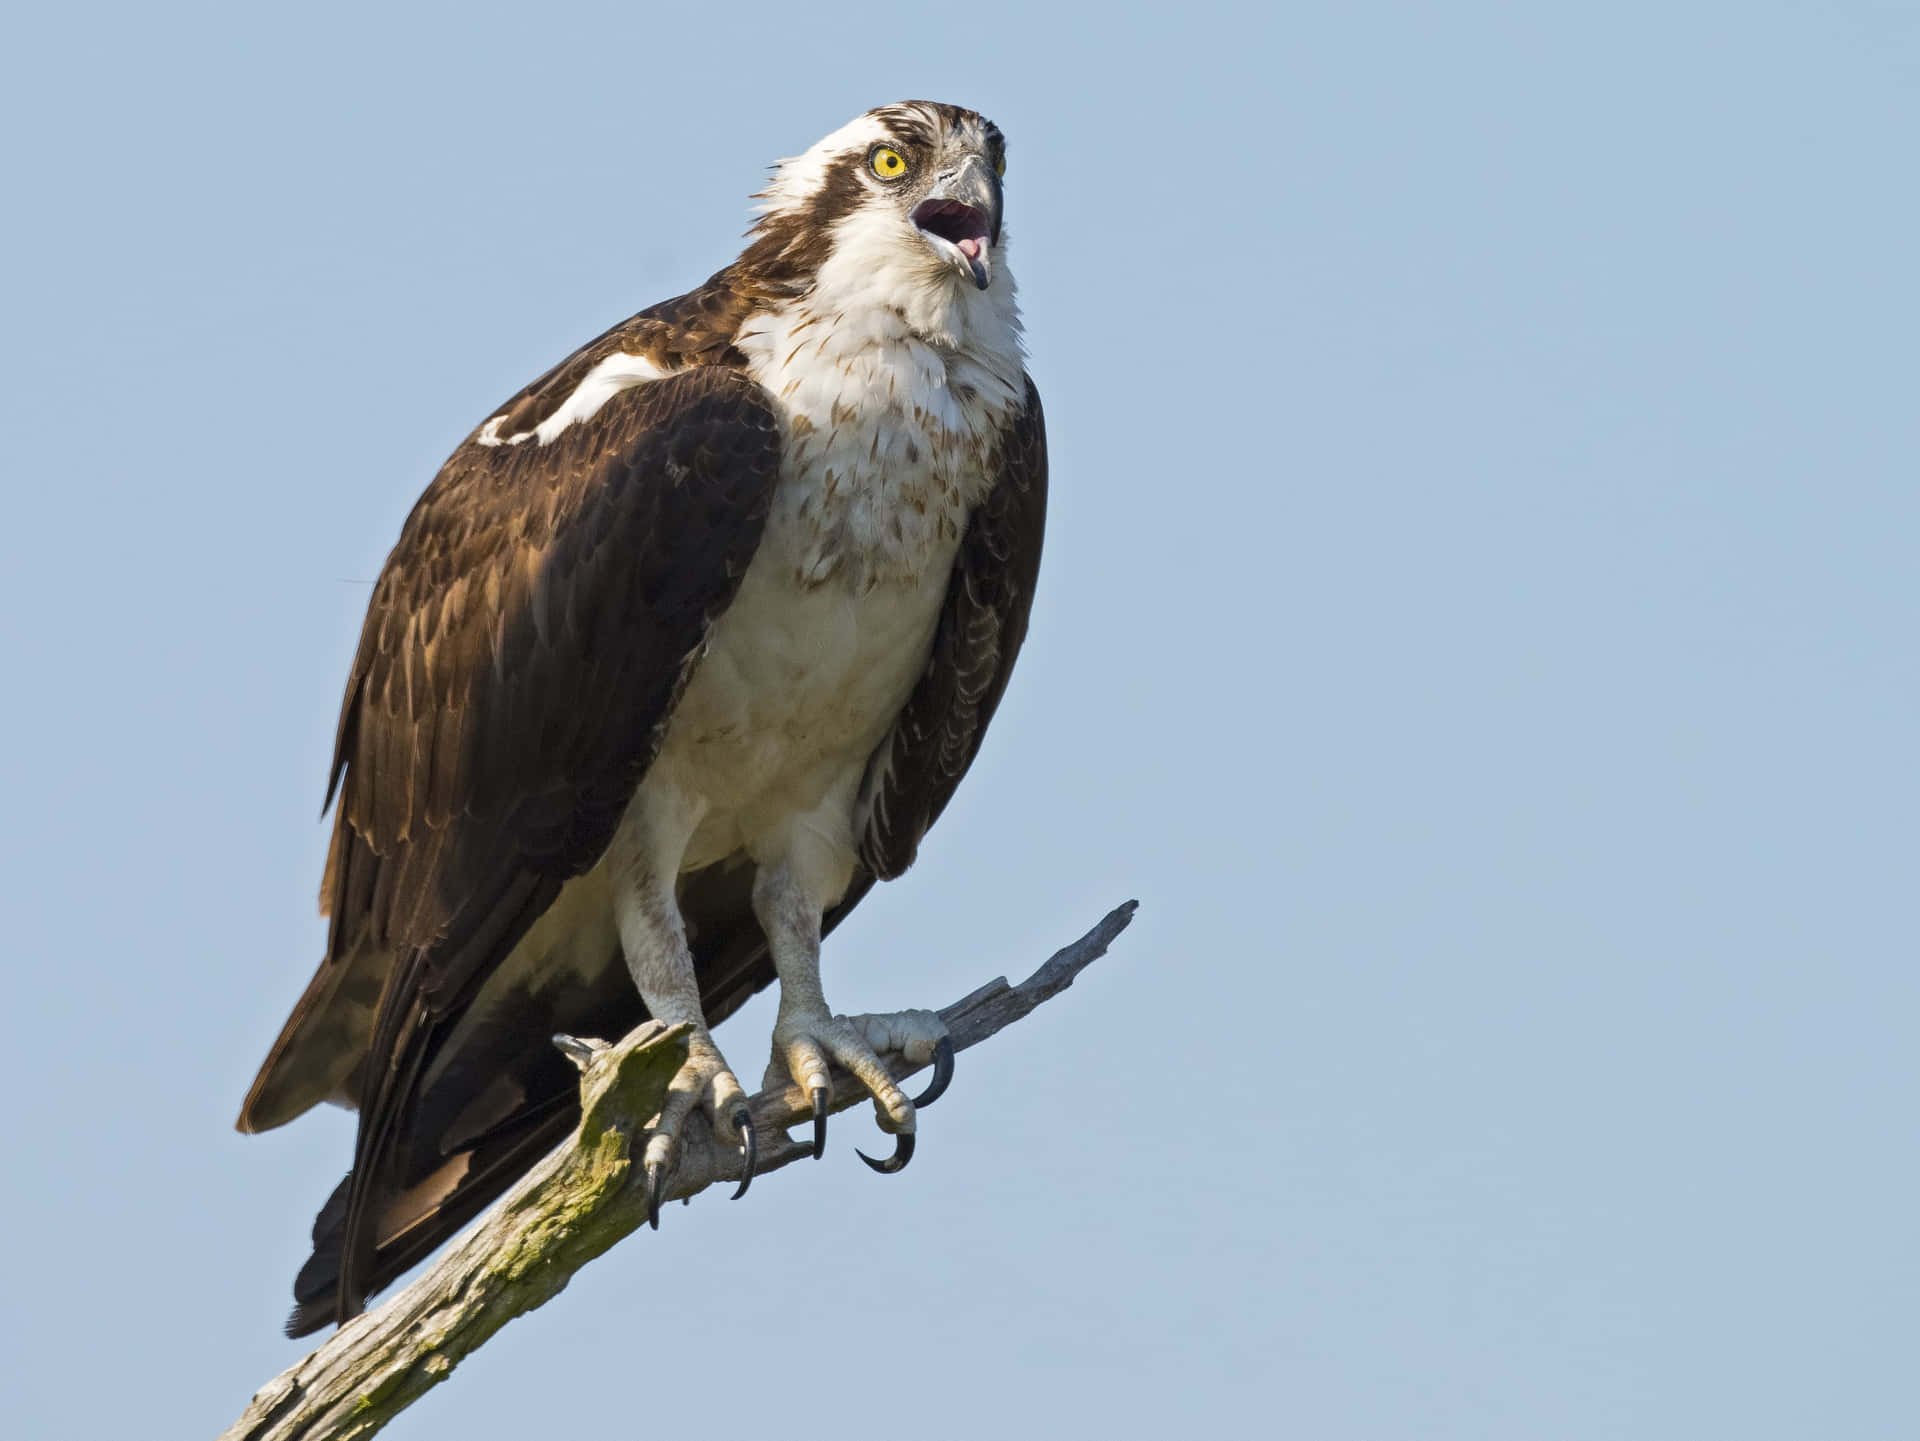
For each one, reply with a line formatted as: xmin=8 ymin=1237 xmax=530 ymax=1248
xmin=218 ymin=900 xmax=1138 ymax=1441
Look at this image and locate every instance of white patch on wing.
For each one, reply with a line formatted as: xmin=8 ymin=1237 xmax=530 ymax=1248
xmin=529 ymin=351 xmax=665 ymax=445
xmin=474 ymin=354 xmax=669 ymax=449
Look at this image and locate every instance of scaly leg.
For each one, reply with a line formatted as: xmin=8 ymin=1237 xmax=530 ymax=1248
xmin=608 ymin=782 xmax=756 ymax=1222
xmin=752 ymin=861 xmax=954 ymax=1171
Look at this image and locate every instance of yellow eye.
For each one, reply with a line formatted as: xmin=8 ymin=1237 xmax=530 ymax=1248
xmin=869 ymin=145 xmax=908 ymax=180
xmin=994 ymin=153 xmax=1007 ymax=178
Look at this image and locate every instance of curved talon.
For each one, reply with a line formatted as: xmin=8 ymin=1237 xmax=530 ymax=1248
xmin=730 ymin=1108 xmax=756 ymax=1201
xmin=645 ymin=1160 xmax=666 ymax=1230
xmin=911 ymin=1037 xmax=955 ymax=1109
xmin=810 ymin=1086 xmax=829 ymax=1159
xmin=857 ymin=1131 xmax=915 ymax=1175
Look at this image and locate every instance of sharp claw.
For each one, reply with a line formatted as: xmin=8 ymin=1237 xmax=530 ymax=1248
xmin=810 ymin=1085 xmax=829 ymax=1159
xmin=857 ymin=1131 xmax=915 ymax=1175
xmin=911 ymin=1036 xmax=955 ymax=1108
xmin=645 ymin=1160 xmax=666 ymax=1230
xmin=730 ymin=1108 xmax=756 ymax=1201
xmin=551 ymin=1032 xmax=600 ymax=1071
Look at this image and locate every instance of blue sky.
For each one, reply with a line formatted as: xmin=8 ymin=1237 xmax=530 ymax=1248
xmin=3 ymin=3 xmax=1916 ymax=1437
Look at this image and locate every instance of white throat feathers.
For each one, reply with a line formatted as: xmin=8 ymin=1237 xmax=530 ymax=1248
xmin=732 ymin=270 xmax=1024 ymax=591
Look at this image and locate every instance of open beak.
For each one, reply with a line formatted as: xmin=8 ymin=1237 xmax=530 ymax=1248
xmin=911 ymin=153 xmax=1002 ymax=291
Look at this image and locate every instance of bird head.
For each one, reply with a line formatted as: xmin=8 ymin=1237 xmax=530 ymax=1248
xmin=744 ymin=102 xmax=1013 ymax=338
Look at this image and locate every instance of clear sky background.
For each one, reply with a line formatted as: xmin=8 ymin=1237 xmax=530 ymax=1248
xmin=2 ymin=3 xmax=1915 ymax=1437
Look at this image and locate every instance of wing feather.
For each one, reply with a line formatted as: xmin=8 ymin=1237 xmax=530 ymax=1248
xmin=855 ymin=378 xmax=1048 ymax=878
xmin=239 ymin=363 xmax=781 ymax=1322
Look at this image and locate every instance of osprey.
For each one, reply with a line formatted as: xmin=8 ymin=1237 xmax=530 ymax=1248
xmin=238 ymin=102 xmax=1045 ymax=1336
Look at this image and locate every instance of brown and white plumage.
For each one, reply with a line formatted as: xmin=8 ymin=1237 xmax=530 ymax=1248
xmin=237 ymin=102 xmax=1046 ymax=1336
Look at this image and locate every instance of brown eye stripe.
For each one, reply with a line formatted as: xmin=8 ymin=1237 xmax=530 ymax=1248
xmin=734 ymin=102 xmax=1007 ymax=294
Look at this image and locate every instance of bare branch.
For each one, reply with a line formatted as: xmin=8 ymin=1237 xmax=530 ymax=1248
xmin=219 ymin=901 xmax=1137 ymax=1441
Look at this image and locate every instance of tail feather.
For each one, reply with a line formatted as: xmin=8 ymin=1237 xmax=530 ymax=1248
xmin=284 ymin=1100 xmax=576 ymax=1338
xmin=275 ymin=862 xmax=877 ymax=1337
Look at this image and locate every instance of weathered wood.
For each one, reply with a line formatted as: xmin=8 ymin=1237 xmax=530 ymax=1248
xmin=219 ymin=901 xmax=1137 ymax=1441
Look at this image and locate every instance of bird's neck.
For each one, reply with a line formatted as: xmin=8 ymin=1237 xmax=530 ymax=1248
xmin=734 ymin=286 xmax=1023 ymax=446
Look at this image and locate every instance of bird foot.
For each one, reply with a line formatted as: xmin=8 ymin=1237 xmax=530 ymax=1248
xmin=643 ymin=1030 xmax=756 ymax=1225
xmin=763 ymin=1008 xmax=954 ymax=1171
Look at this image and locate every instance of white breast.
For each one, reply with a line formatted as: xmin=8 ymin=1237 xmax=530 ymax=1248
xmin=656 ymin=298 xmax=1023 ymax=874
xmin=744 ymin=297 xmax=1021 ymax=590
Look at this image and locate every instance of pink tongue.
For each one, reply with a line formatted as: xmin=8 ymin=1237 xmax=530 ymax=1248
xmin=957 ymin=236 xmax=983 ymax=260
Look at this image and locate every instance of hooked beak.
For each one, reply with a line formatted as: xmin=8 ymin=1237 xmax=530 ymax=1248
xmin=911 ymin=153 xmax=1002 ymax=291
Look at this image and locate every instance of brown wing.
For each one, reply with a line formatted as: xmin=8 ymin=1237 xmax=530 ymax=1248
xmin=241 ymin=362 xmax=781 ymax=1327
xmin=685 ymin=378 xmax=1049 ymax=1030
xmin=857 ymin=377 xmax=1048 ymax=878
